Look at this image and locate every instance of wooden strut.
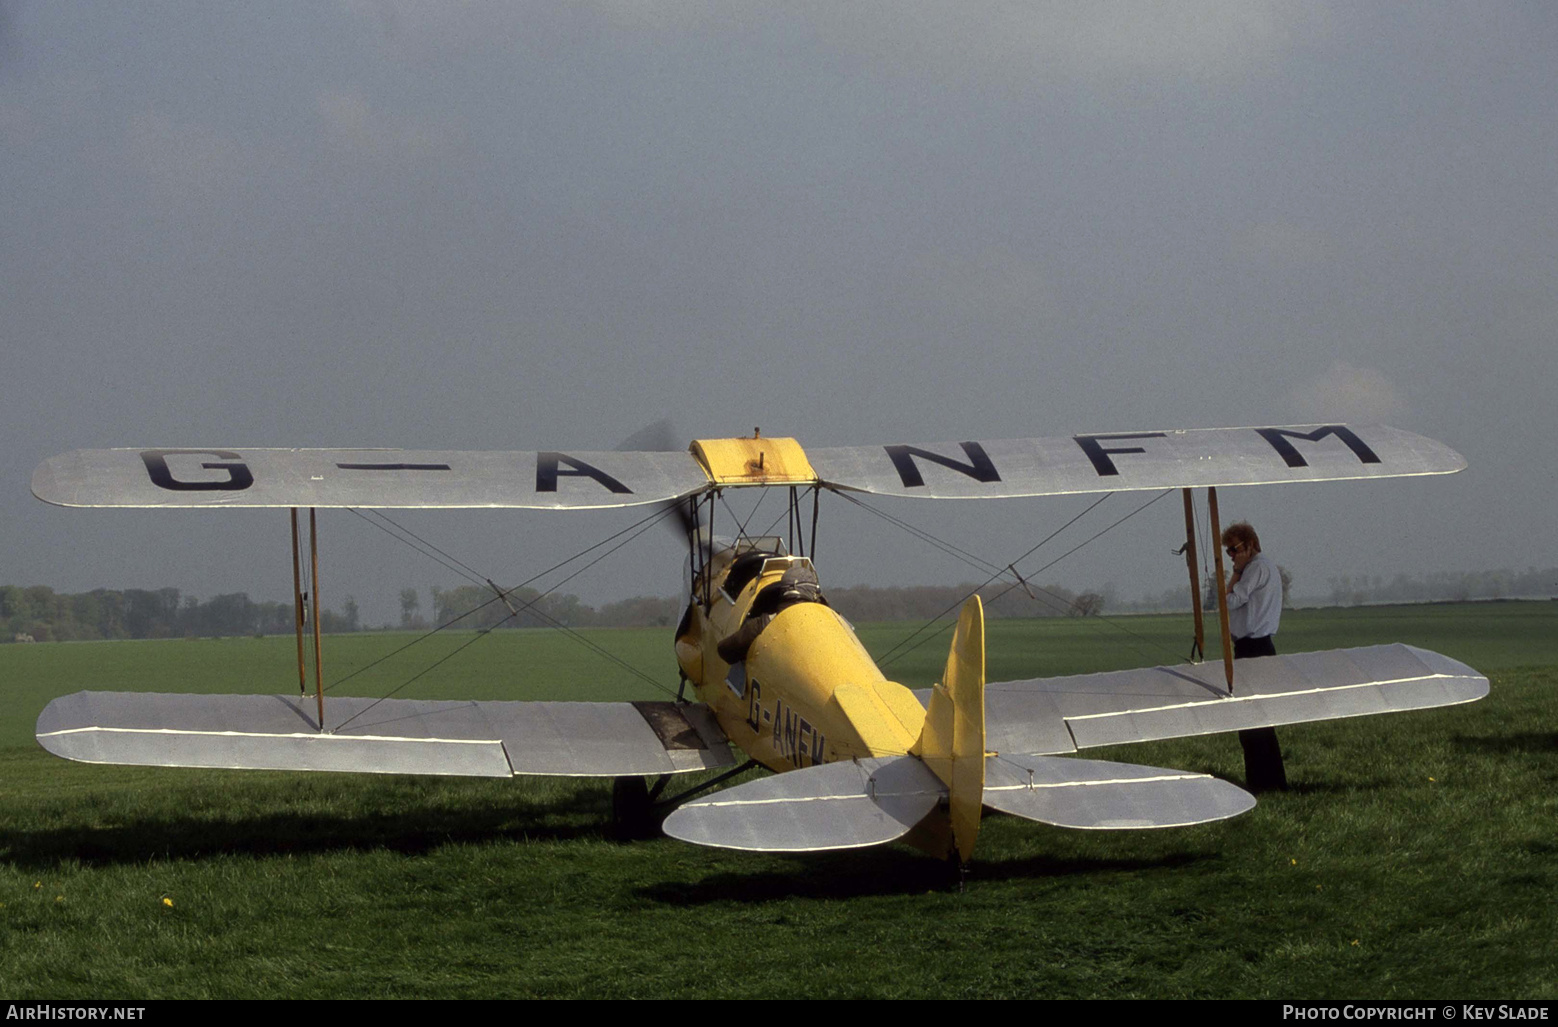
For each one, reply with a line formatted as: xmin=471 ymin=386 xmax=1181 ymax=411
xmin=691 ymin=496 xmax=704 ymax=595
xmin=788 ymin=486 xmax=800 ymax=557
xmin=290 ymin=509 xmax=307 ymax=697
xmin=704 ymin=492 xmax=715 ymax=608
xmin=1208 ymin=487 xmax=1236 ymax=695
xmin=310 ymin=508 xmax=325 ymax=730
xmin=1181 ymin=488 xmax=1206 ymax=660
xmin=786 ymin=486 xmax=794 ymax=556
xmin=809 ymin=485 xmax=819 ymax=565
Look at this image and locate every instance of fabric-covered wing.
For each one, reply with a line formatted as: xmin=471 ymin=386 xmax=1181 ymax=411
xmin=32 ymin=448 xmax=711 ymax=509
xmin=37 ymin=692 xmax=733 ymax=777
xmin=662 ymin=752 xmax=1254 ymax=852
xmin=973 ymin=644 xmax=1487 ymax=757
xmin=34 ymin=424 xmax=1464 ymax=507
xmin=661 ymin=756 xmax=945 ymax=852
xmin=982 ymin=754 xmax=1255 ymax=829
xmin=808 ymin=424 xmax=1464 ymax=500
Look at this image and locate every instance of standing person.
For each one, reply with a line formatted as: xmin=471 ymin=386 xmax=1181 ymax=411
xmin=1222 ymin=521 xmax=1287 ymax=791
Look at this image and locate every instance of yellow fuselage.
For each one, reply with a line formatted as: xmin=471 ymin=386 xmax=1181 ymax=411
xmin=675 ymin=557 xmax=926 ymax=773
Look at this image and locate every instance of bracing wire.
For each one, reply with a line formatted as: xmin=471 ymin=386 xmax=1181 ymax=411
xmin=298 ymin=529 xmax=313 ymax=625
xmin=875 ymin=489 xmax=1182 ymax=670
xmin=836 ymin=493 xmax=1010 ymax=579
xmin=328 ymin=501 xmax=682 ymax=708
xmin=758 ymin=504 xmax=794 ymax=546
xmin=863 ymin=491 xmax=1114 ymax=665
xmin=718 ymin=488 xmax=769 ymax=544
xmin=1193 ymin=489 xmax=1212 ymax=587
xmin=352 ymin=510 xmax=491 ymax=583
xmin=334 ymin=573 xmax=685 ymax=733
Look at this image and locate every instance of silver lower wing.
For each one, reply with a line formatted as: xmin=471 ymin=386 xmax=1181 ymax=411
xmin=977 ymin=644 xmax=1488 ymax=756
xmin=37 ymin=692 xmax=734 ymax=778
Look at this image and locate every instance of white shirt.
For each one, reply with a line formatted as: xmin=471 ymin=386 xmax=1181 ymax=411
xmin=1227 ymin=551 xmax=1281 ymax=639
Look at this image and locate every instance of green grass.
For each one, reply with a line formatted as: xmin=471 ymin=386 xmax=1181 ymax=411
xmin=1 ymin=603 xmax=1554 ymax=998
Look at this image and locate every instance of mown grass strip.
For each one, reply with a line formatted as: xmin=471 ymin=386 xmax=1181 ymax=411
xmin=0 ymin=603 xmax=1552 ymax=997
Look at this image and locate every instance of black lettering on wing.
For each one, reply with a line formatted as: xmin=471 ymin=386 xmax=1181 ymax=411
xmin=1254 ymin=426 xmax=1381 ymax=468
xmin=141 ymin=450 xmax=254 ymax=492
xmin=883 ymin=442 xmax=1001 ymax=489
xmin=1073 ymin=434 xmax=1168 ymax=477
xmin=535 ymin=453 xmax=634 ymax=494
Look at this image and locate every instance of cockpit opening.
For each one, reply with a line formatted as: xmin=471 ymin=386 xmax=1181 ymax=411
xmin=716 ymin=558 xmax=828 ymax=665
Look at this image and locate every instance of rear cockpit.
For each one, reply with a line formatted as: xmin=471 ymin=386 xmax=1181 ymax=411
xmin=676 ymin=535 xmax=828 ymax=667
xmin=689 ymin=535 xmax=792 ymax=604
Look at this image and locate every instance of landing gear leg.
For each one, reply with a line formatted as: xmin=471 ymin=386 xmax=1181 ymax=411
xmin=611 ymin=776 xmax=656 ymax=841
xmin=1239 ymin=727 xmax=1288 ymax=793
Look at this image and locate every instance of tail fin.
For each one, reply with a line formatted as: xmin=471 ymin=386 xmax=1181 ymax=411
xmin=910 ymin=596 xmax=986 ymax=863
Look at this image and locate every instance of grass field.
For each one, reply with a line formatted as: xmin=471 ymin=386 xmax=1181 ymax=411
xmin=1 ymin=602 xmax=1554 ymax=998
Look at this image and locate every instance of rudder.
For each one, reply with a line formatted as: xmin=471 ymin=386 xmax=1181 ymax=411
xmin=910 ymin=596 xmax=986 ymax=863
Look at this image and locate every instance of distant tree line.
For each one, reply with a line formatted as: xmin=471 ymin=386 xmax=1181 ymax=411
xmin=824 ymin=581 xmax=1091 ymax=621
xmin=1 ymin=585 xmax=358 ymax=643
xmin=406 ymin=579 xmax=1097 ymax=631
xmin=1325 ymin=567 xmax=1557 ymax=606
xmin=417 ymin=585 xmax=681 ymax=631
xmin=2 ymin=577 xmax=1100 ymax=643
xmin=433 ymin=578 xmax=1110 ymax=631
xmin=7 ymin=567 xmax=1553 ymax=642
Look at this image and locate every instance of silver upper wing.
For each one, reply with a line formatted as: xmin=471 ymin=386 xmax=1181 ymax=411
xmin=33 ymin=424 xmax=1464 ymax=508
xmin=32 ymin=448 xmax=711 ymax=509
xmin=809 ymin=424 xmax=1465 ymax=499
xmin=37 ymin=692 xmax=734 ymax=777
xmin=973 ymin=644 xmax=1488 ymax=757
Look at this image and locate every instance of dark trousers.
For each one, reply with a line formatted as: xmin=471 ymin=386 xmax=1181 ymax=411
xmin=1234 ymin=634 xmax=1276 ymax=659
xmin=1234 ymin=635 xmax=1287 ymax=792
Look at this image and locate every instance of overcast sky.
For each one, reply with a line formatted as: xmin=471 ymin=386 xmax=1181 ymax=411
xmin=3 ymin=1 xmax=1554 ymax=627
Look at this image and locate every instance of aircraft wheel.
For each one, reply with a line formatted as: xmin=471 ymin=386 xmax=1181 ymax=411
xmin=611 ymin=776 xmax=656 ymax=841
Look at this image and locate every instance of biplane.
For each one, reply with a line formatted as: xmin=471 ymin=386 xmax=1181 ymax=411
xmin=31 ymin=424 xmax=1488 ymax=866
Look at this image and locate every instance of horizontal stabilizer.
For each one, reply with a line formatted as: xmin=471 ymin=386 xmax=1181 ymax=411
xmin=982 ymin=754 xmax=1255 ymax=829
xmin=976 ymin=644 xmax=1488 ymax=756
xmin=661 ymin=756 xmax=945 ymax=853
xmin=38 ymin=692 xmax=733 ymax=778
